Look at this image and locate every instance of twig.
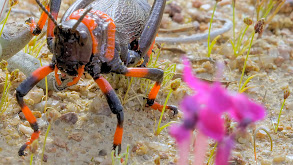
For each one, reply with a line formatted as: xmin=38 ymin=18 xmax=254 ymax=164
xmin=155 ymin=18 xmax=232 ymax=43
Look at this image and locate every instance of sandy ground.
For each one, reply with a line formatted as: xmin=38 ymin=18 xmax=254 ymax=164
xmin=0 ymin=0 xmax=293 ymax=164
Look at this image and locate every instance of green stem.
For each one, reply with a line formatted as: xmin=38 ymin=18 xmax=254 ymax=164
xmin=30 ymin=153 xmax=34 ymax=165
xmin=123 ymin=77 xmax=134 ymax=105
xmin=275 ymin=98 xmax=286 ymax=133
xmin=0 ymin=71 xmax=9 ymax=114
xmin=232 ymin=0 xmax=235 ymax=43
xmin=155 ymin=89 xmax=172 ymax=135
xmin=207 ymin=143 xmax=218 ymax=165
xmin=0 ymin=7 xmax=11 ymax=37
xmin=238 ymin=31 xmax=255 ymax=91
xmin=263 ymin=0 xmax=275 ymax=19
xmin=236 ymin=25 xmax=249 ymax=55
xmin=207 ymin=2 xmax=218 ymax=57
xmin=41 ymin=123 xmax=51 ymax=163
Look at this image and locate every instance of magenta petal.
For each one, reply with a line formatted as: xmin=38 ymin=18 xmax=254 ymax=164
xmin=215 ymin=136 xmax=235 ymax=165
xmin=207 ymin=83 xmax=233 ymax=114
xmin=182 ymin=57 xmax=210 ymax=95
xmin=169 ymin=124 xmax=191 ymax=144
xmin=197 ymin=108 xmax=225 ymax=141
xmin=180 ymin=95 xmax=200 ymax=119
xmin=230 ymin=94 xmax=266 ymax=123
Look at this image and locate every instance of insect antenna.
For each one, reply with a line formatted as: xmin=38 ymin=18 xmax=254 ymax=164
xmin=35 ymin=0 xmax=58 ymax=26
xmin=72 ymin=7 xmax=93 ymax=30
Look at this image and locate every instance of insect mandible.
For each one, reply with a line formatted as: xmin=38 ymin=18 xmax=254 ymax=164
xmin=16 ymin=0 xmax=178 ymax=156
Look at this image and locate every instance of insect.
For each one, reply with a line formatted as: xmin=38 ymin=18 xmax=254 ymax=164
xmin=16 ymin=0 xmax=178 ymax=156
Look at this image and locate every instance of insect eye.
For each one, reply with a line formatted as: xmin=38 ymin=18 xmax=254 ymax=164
xmin=78 ymin=31 xmax=88 ymax=46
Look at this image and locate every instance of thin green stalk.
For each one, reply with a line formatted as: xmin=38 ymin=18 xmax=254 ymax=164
xmin=238 ymin=31 xmax=255 ymax=91
xmin=155 ymin=89 xmax=172 ymax=135
xmin=0 ymin=7 xmax=11 ymax=37
xmin=41 ymin=123 xmax=51 ymax=163
xmin=0 ymin=71 xmax=9 ymax=114
xmin=123 ymin=77 xmax=134 ymax=105
xmin=236 ymin=25 xmax=249 ymax=55
xmin=275 ymin=98 xmax=286 ymax=133
xmin=232 ymin=0 xmax=235 ymax=43
xmin=262 ymin=0 xmax=275 ymax=19
xmin=207 ymin=2 xmax=218 ymax=57
xmin=254 ymin=127 xmax=273 ymax=162
xmin=30 ymin=153 xmax=34 ymax=165
xmin=207 ymin=143 xmax=218 ymax=165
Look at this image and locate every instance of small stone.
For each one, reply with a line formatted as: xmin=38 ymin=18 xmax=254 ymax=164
xmin=68 ymin=132 xmax=83 ymax=142
xmin=199 ymin=23 xmax=208 ymax=32
xmin=188 ymin=9 xmax=206 ymax=22
xmin=32 ymin=111 xmax=42 ymax=118
xmin=273 ymin=155 xmax=286 ymax=163
xmin=172 ymin=13 xmax=184 ymax=24
xmin=98 ymin=149 xmax=107 ymax=156
xmin=159 ymin=152 xmax=169 ymax=159
xmin=60 ymin=112 xmax=78 ymax=124
xmin=19 ymin=124 xmax=33 ymax=136
xmin=53 ymin=137 xmax=67 ymax=148
xmin=154 ymin=155 xmax=160 ymax=165
xmin=200 ymin=4 xmax=211 ymax=11
xmin=46 ymin=109 xmax=61 ymax=123
xmin=260 ymin=159 xmax=271 ymax=165
xmin=274 ymin=56 xmax=285 ymax=67
xmin=132 ymin=141 xmax=148 ymax=155
xmin=43 ymin=154 xmax=48 ymax=162
xmin=255 ymin=131 xmax=266 ymax=139
xmin=192 ymin=1 xmax=203 ymax=8
xmin=277 ymin=126 xmax=284 ymax=132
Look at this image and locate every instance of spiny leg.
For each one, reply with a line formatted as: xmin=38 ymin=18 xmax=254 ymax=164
xmin=138 ymin=0 xmax=166 ymax=66
xmin=119 ymin=67 xmax=178 ymax=115
xmin=16 ymin=64 xmax=55 ymax=156
xmin=94 ymin=76 xmax=124 ymax=153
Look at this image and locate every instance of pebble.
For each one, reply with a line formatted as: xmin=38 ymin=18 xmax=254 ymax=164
xmin=43 ymin=154 xmax=48 ymax=162
xmin=200 ymin=4 xmax=211 ymax=11
xmin=53 ymin=137 xmax=67 ymax=148
xmin=98 ymin=149 xmax=107 ymax=156
xmin=60 ymin=112 xmax=78 ymax=124
xmin=25 ymin=88 xmax=44 ymax=105
xmin=46 ymin=109 xmax=61 ymax=123
xmin=192 ymin=0 xmax=203 ymax=8
xmin=159 ymin=152 xmax=169 ymax=159
xmin=19 ymin=124 xmax=33 ymax=136
xmin=188 ymin=9 xmax=206 ymax=22
xmin=132 ymin=141 xmax=148 ymax=155
xmin=260 ymin=159 xmax=271 ymax=165
xmin=68 ymin=132 xmax=83 ymax=142
xmin=273 ymin=155 xmax=286 ymax=163
xmin=154 ymin=155 xmax=160 ymax=165
xmin=172 ymin=13 xmax=184 ymax=24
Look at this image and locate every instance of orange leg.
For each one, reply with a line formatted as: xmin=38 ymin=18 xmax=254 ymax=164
xmin=67 ymin=65 xmax=85 ymax=86
xmin=94 ymin=76 xmax=124 ymax=153
xmin=123 ymin=68 xmax=178 ymax=115
xmin=16 ymin=64 xmax=54 ymax=156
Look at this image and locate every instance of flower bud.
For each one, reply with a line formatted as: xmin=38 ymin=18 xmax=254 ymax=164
xmin=284 ymin=88 xmax=290 ymax=100
xmin=170 ymin=78 xmax=181 ymax=91
xmin=0 ymin=60 xmax=8 ymax=71
xmin=10 ymin=69 xmax=19 ymax=81
xmin=254 ymin=18 xmax=265 ymax=34
xmin=9 ymin=0 xmax=18 ymax=7
xmin=243 ymin=17 xmax=253 ymax=26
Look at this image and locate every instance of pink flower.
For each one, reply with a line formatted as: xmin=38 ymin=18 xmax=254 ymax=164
xmin=169 ymin=58 xmax=266 ymax=165
xmin=197 ymin=108 xmax=225 ymax=141
xmin=215 ymin=135 xmax=235 ymax=165
xmin=230 ymin=93 xmax=266 ymax=124
xmin=169 ymin=124 xmax=191 ymax=144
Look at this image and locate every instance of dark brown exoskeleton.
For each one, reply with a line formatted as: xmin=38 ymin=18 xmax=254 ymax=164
xmin=16 ymin=0 xmax=178 ymax=156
